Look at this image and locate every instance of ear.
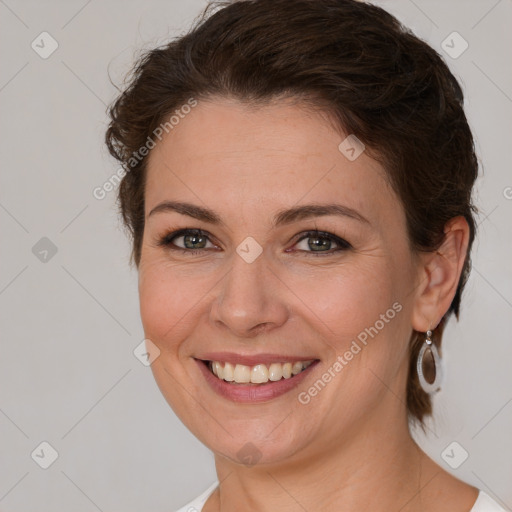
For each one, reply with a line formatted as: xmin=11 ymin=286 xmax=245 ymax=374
xmin=411 ymin=216 xmax=471 ymax=332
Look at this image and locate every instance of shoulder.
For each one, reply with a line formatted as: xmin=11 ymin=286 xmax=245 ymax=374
xmin=172 ymin=482 xmax=508 ymax=512
xmin=174 ymin=481 xmax=219 ymax=512
xmin=470 ymin=491 xmax=508 ymax=512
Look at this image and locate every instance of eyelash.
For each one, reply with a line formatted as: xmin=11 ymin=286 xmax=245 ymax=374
xmin=156 ymin=228 xmax=352 ymax=256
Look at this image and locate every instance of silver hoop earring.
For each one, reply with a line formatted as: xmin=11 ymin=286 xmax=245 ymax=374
xmin=416 ymin=330 xmax=442 ymax=393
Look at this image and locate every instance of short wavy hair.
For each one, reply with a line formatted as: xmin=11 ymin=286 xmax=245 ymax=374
xmin=105 ymin=0 xmax=479 ymax=427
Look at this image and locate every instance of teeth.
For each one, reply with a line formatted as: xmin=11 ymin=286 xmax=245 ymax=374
xmin=282 ymin=362 xmax=292 ymax=379
xmin=251 ymin=364 xmax=269 ymax=383
xmin=208 ymin=360 xmax=314 ymax=384
xmin=268 ymin=363 xmax=283 ymax=381
xmin=292 ymin=362 xmax=303 ymax=375
xmin=233 ymin=364 xmax=251 ymax=383
xmin=223 ymin=362 xmax=235 ymax=381
xmin=213 ymin=361 xmax=223 ymax=379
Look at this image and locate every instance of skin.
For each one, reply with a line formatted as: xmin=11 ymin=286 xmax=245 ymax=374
xmin=138 ymin=97 xmax=478 ymax=511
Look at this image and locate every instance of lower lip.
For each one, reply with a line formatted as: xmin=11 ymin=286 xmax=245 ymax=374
xmin=195 ymin=359 xmax=319 ymax=403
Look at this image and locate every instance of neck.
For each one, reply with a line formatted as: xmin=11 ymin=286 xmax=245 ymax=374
xmin=211 ymin=408 xmax=437 ymax=512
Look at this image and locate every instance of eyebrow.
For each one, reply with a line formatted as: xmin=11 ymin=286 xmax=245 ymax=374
xmin=148 ymin=200 xmax=370 ymax=226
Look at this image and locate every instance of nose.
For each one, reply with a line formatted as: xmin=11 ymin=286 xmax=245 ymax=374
xmin=209 ymin=251 xmax=289 ymax=338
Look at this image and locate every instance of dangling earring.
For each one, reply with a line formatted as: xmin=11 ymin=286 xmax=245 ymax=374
xmin=416 ymin=329 xmax=442 ymax=393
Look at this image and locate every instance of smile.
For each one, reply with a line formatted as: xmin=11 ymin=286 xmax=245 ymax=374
xmin=209 ymin=360 xmax=314 ymax=384
xmin=195 ymin=357 xmax=320 ymax=403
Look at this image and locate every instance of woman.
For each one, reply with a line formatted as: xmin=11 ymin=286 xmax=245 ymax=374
xmin=105 ymin=0 xmax=506 ymax=510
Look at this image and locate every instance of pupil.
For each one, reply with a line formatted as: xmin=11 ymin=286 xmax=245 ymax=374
xmin=184 ymin=233 xmax=206 ymax=249
xmin=308 ymin=236 xmax=330 ymax=251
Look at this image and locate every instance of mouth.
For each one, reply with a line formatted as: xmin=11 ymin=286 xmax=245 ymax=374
xmin=206 ymin=359 xmax=314 ymax=383
xmin=194 ymin=357 xmax=320 ymax=403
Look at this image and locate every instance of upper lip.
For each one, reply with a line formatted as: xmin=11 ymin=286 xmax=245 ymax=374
xmin=196 ymin=352 xmax=319 ymax=367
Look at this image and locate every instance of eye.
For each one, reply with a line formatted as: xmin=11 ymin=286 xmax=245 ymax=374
xmin=156 ymin=228 xmax=351 ymax=256
xmin=292 ymin=230 xmax=351 ymax=255
xmin=157 ymin=228 xmax=217 ymax=253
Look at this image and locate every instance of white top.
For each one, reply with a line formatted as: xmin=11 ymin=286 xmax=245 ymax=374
xmin=175 ymin=482 xmax=508 ymax=512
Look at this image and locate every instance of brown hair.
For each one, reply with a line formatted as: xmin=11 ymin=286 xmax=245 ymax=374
xmin=105 ymin=0 xmax=478 ymax=426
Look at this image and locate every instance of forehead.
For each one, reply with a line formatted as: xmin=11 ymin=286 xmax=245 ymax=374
xmin=144 ymin=97 xmax=393 ymax=224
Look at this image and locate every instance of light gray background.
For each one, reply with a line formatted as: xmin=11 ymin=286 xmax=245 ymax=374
xmin=0 ymin=0 xmax=511 ymax=510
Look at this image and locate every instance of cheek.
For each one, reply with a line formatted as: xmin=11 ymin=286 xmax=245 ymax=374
xmin=138 ymin=258 xmax=212 ymax=351
xmin=290 ymin=259 xmax=398 ymax=340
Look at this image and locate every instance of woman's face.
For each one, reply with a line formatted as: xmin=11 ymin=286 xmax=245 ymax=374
xmin=139 ymin=97 xmax=422 ymax=465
